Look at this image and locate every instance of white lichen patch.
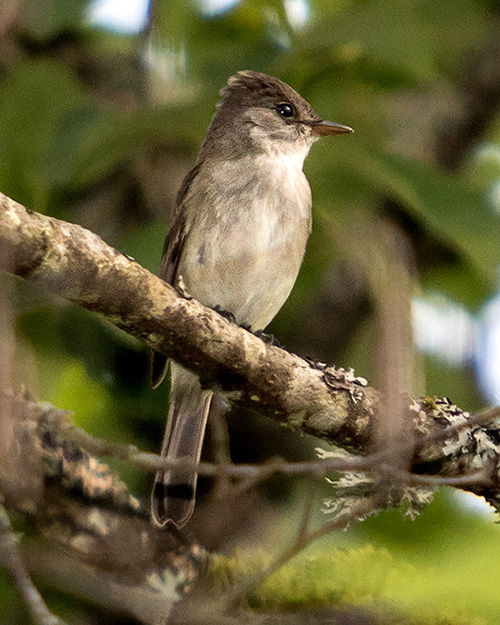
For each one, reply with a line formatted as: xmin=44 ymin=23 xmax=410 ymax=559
xmin=70 ymin=533 xmax=95 ymax=554
xmin=148 ymin=290 xmax=173 ymax=320
xmin=239 ymin=329 xmax=267 ymax=365
xmin=6 ymin=198 xmax=23 ymax=226
xmin=318 ymin=447 xmax=434 ymax=521
xmin=470 ymin=429 xmax=500 ymax=469
xmin=146 ymin=569 xmax=188 ymax=600
xmin=442 ymin=427 xmax=470 ymax=457
xmin=87 ymin=508 xmax=112 ymax=535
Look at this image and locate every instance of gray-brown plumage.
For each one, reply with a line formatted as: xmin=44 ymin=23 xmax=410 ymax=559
xmin=151 ymin=70 xmax=352 ymax=528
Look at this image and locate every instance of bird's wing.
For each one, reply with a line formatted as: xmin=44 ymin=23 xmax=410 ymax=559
xmin=151 ymin=162 xmax=202 ymax=388
xmin=159 ymin=161 xmax=202 ymax=284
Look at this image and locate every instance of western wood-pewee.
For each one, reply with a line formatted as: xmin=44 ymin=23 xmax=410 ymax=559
xmin=151 ymin=70 xmax=352 ymax=528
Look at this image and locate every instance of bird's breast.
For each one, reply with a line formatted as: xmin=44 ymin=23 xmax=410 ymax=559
xmin=179 ymin=152 xmax=312 ymax=329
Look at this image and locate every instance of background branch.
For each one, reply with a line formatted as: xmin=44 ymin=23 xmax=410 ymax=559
xmin=0 ymin=390 xmax=205 ymax=625
xmin=1 ymin=388 xmax=495 ymax=625
xmin=0 ymin=499 xmax=67 ymax=625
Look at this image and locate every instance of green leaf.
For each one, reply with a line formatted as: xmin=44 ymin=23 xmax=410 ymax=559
xmin=118 ymin=221 xmax=169 ymax=274
xmin=415 ymin=0 xmax=489 ymax=76
xmin=19 ymin=0 xmax=90 ymax=39
xmin=467 ymin=142 xmax=500 ymax=192
xmin=62 ymin=105 xmax=201 ymax=189
xmin=0 ymin=59 xmax=85 ymax=210
xmin=345 ymin=145 xmax=500 ymax=285
xmin=310 ymin=0 xmax=437 ymax=83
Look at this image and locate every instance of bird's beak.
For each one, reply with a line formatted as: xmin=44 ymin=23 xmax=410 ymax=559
xmin=308 ymin=120 xmax=354 ymax=137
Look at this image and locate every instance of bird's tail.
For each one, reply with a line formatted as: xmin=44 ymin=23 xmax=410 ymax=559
xmin=151 ymin=363 xmax=212 ymax=528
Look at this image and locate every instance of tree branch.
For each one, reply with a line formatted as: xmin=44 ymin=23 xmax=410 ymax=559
xmin=0 ymin=498 xmax=68 ymax=625
xmin=0 ymin=191 xmax=375 ymax=448
xmin=2 ymin=191 xmax=500 ymax=513
xmin=2 ymin=390 xmax=489 ymax=625
xmin=0 ymin=390 xmax=206 ymax=624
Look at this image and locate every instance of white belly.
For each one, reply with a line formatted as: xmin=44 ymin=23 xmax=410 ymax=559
xmin=178 ymin=152 xmax=312 ymax=330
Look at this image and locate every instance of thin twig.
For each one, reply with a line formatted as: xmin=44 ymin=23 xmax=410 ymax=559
xmin=393 ymin=468 xmax=492 ymax=488
xmin=222 ymin=499 xmax=375 ymax=611
xmin=0 ymin=498 xmax=68 ymax=625
xmin=65 ymin=403 xmax=500 ymax=484
xmin=295 ymin=477 xmax=319 ymax=548
xmin=64 ymin=420 xmax=360 ymax=478
xmin=22 ymin=392 xmax=500 ymax=500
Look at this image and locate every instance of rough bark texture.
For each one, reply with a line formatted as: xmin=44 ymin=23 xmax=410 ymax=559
xmin=2 ymin=191 xmax=500 ymax=512
xmin=0 ymin=390 xmax=205 ymax=624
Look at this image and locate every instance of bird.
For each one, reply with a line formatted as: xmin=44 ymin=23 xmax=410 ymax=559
xmin=151 ymin=70 xmax=352 ymax=528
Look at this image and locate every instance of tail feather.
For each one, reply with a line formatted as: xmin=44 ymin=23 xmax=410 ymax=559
xmin=151 ymin=351 xmax=168 ymax=390
xmin=151 ymin=364 xmax=212 ymax=528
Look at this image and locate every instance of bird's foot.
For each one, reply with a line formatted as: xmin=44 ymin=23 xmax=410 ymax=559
xmin=212 ymin=305 xmax=237 ymax=324
xmin=211 ymin=306 xmax=282 ymax=347
xmin=253 ymin=329 xmax=283 ymax=348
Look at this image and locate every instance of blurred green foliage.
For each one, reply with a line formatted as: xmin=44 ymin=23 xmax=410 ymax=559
xmin=211 ymin=492 xmax=500 ymax=624
xmin=2 ymin=0 xmax=500 ymax=622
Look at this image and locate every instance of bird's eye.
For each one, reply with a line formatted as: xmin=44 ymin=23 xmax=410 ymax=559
xmin=275 ymin=102 xmax=295 ymax=118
